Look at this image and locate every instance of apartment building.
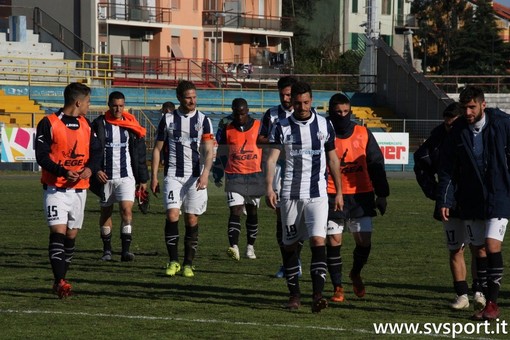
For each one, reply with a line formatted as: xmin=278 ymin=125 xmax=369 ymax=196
xmin=305 ymin=0 xmax=414 ymax=54
xmin=2 ymin=0 xmax=293 ymax=70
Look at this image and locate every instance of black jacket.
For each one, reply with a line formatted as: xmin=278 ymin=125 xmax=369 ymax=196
xmin=414 ymin=123 xmax=457 ymax=221
xmin=89 ymin=115 xmax=149 ymax=198
xmin=438 ymin=108 xmax=510 ymax=219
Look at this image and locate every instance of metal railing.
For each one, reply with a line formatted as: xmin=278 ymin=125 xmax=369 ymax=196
xmin=97 ymin=2 xmax=172 ymax=23
xmin=202 ymin=10 xmax=292 ymax=31
xmin=33 ymin=7 xmax=94 ymax=56
xmin=109 ymin=55 xmax=231 ymax=88
xmin=0 ymin=54 xmax=113 ymax=86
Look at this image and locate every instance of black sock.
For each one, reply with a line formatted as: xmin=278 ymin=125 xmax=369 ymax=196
xmin=311 ymin=245 xmax=327 ymax=296
xmin=64 ymin=237 xmax=75 ymax=275
xmin=283 ymin=248 xmax=300 ymax=296
xmin=476 ymin=256 xmax=488 ymax=296
xmin=246 ymin=211 xmax=258 ymax=246
xmin=327 ymin=245 xmax=343 ymax=288
xmin=183 ymin=225 xmax=198 ymax=266
xmin=49 ymin=233 xmax=66 ymax=283
xmin=487 ymin=251 xmax=503 ymax=303
xmin=101 ymin=232 xmax=112 ymax=253
xmin=276 ymin=219 xmax=285 ymax=263
xmin=121 ymin=233 xmax=132 ymax=254
xmin=352 ymin=244 xmax=371 ymax=275
xmin=164 ymin=220 xmax=179 ymax=262
xmin=453 ymin=280 xmax=469 ymax=296
xmin=227 ymin=215 xmax=241 ymax=247
xmin=472 ymin=278 xmax=484 ymax=294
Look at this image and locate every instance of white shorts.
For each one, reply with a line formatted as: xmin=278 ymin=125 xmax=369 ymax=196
xmin=43 ymin=185 xmax=87 ymax=229
xmin=464 ymin=218 xmax=508 ymax=246
xmin=226 ymin=191 xmax=260 ymax=208
xmin=280 ymin=196 xmax=328 ymax=245
xmin=327 ymin=216 xmax=373 ymax=235
xmin=100 ymin=177 xmax=136 ymax=207
xmin=163 ymin=175 xmax=207 ymax=215
xmin=443 ymin=217 xmax=469 ymax=251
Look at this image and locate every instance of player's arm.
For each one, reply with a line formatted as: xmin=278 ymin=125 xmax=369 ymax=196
xmin=325 ymin=121 xmax=343 ymax=211
xmin=213 ymin=128 xmax=228 ymax=186
xmin=265 ymin=146 xmax=280 ymax=209
xmin=437 ymin=129 xmax=457 ymax=221
xmin=197 ymin=135 xmax=214 ymax=190
xmin=256 ymin=111 xmax=271 ymax=145
xmin=326 ymin=148 xmax=344 ymax=212
xmin=151 ymin=140 xmax=164 ymax=195
xmin=81 ymin=120 xmax=101 ymax=180
xmin=365 ymin=129 xmax=388 ymax=217
xmin=135 ymin=134 xmax=149 ymax=191
xmin=35 ymin=116 xmax=68 ymax=178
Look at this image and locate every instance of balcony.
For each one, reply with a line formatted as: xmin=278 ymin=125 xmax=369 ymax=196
xmin=202 ymin=10 xmax=292 ymax=32
xmin=98 ymin=2 xmax=172 ymax=23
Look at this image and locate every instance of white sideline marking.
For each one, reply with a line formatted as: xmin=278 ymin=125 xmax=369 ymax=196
xmin=0 ymin=309 xmax=488 ymax=339
xmin=1 ymin=308 xmax=349 ymax=331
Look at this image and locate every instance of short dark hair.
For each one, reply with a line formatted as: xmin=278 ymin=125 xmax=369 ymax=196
xmin=63 ymin=82 xmax=91 ymax=106
xmin=328 ymin=93 xmax=350 ymax=111
xmin=291 ymin=81 xmax=312 ymax=99
xmin=277 ymin=76 xmax=298 ymax=90
xmin=443 ymin=102 xmax=462 ymax=119
xmin=459 ymin=86 xmax=485 ymax=105
xmin=232 ymin=97 xmax=248 ymax=109
xmin=108 ymin=91 xmax=125 ymax=104
xmin=176 ymin=80 xmax=196 ymax=98
xmin=161 ymin=101 xmax=175 ymax=112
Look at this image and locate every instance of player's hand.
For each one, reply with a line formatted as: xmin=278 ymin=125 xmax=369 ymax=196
xmin=266 ymin=190 xmax=277 ymax=209
xmin=150 ymin=179 xmax=160 ymax=197
xmin=375 ymin=197 xmax=387 ymax=216
xmin=334 ymin=193 xmax=344 ymax=212
xmin=96 ymin=170 xmax=108 ymax=184
xmin=196 ymin=174 xmax=208 ymax=190
xmin=65 ymin=170 xmax=80 ymax=182
xmin=78 ymin=167 xmax=92 ymax=179
xmin=440 ymin=207 xmax=449 ymax=222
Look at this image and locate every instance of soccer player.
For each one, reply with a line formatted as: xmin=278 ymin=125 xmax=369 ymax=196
xmin=215 ymin=98 xmax=265 ymax=260
xmin=151 ymin=80 xmax=214 ymax=278
xmin=257 ymin=75 xmax=303 ymax=278
xmin=90 ymin=91 xmax=149 ymax=262
xmin=325 ymin=93 xmax=389 ymax=302
xmin=265 ymin=81 xmax=343 ymax=313
xmin=35 ymin=82 xmax=100 ymax=298
xmin=160 ymin=101 xmax=175 ymax=115
xmin=414 ymin=102 xmax=485 ymax=311
xmin=439 ymin=86 xmax=509 ymax=321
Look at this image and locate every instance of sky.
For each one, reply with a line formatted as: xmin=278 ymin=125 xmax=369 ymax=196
xmin=497 ymin=0 xmax=510 ymax=8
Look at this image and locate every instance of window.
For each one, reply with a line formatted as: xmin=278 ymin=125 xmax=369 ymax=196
xmin=203 ymin=0 xmax=220 ymax=11
xmin=193 ymin=38 xmax=198 ymax=58
xmin=193 ymin=0 xmax=198 ymax=11
xmin=352 ymin=0 xmax=358 ymax=14
xmin=382 ymin=0 xmax=391 ymax=15
xmin=171 ymin=0 xmax=180 ymax=10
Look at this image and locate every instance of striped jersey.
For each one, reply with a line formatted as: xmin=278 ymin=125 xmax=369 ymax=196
xmin=156 ymin=109 xmax=214 ymax=178
xmin=259 ymin=105 xmax=293 ymax=137
xmin=270 ymin=111 xmax=336 ymax=199
xmin=103 ymin=123 xmax=133 ymax=179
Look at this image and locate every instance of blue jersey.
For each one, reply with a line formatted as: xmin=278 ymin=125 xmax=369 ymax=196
xmin=103 ymin=123 xmax=133 ymax=179
xmin=260 ymin=105 xmax=293 ymax=138
xmin=156 ymin=109 xmax=214 ymax=178
xmin=271 ymin=111 xmax=335 ymax=199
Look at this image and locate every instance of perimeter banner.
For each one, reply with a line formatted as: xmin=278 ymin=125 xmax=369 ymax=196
xmin=373 ymin=132 xmax=409 ymax=165
xmin=0 ymin=126 xmax=36 ymax=162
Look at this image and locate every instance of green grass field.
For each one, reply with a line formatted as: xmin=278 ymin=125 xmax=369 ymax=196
xmin=0 ymin=172 xmax=508 ymax=339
